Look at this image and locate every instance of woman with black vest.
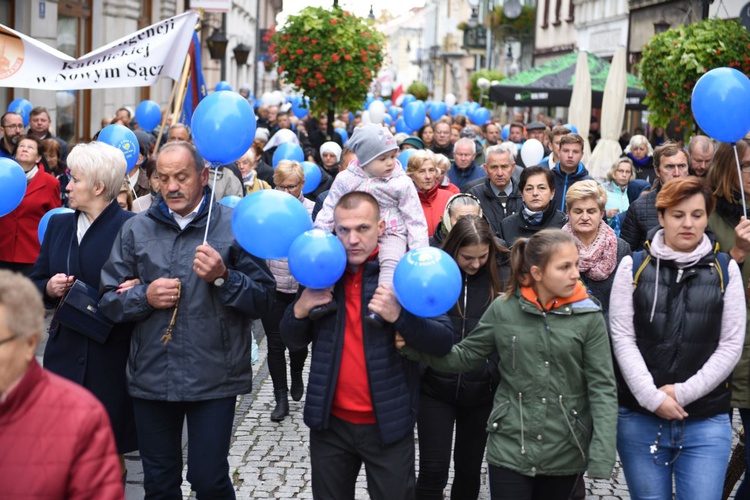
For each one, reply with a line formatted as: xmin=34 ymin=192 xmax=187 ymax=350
xmin=609 ymin=177 xmax=745 ymax=500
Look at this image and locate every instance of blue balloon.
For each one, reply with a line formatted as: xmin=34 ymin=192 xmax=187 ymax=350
xmin=220 ymin=195 xmax=242 ymax=209
xmin=692 ymin=67 xmax=750 ymax=143
xmin=98 ymin=124 xmax=139 ymax=173
xmin=232 ymin=190 xmax=313 ymax=259
xmin=472 ymin=107 xmax=490 ymax=125
xmin=395 ymin=117 xmax=412 ymax=134
xmin=563 ymin=123 xmax=579 ymax=134
xmin=451 ymin=105 xmax=467 ymax=117
xmin=401 ymin=94 xmax=416 ymax=107
xmin=466 ymin=101 xmax=481 ymax=112
xmin=383 ymin=99 xmax=392 ymax=109
xmin=501 ymin=124 xmax=510 ymax=140
xmin=215 ymin=81 xmax=232 ymax=91
xmin=403 ymin=101 xmax=427 ymax=131
xmin=272 ymin=142 xmax=305 ymax=168
xmin=382 ymin=114 xmax=392 ymax=126
xmin=38 ymin=207 xmax=74 ymax=244
xmin=393 ymin=247 xmax=462 ymax=317
xmin=398 ymin=149 xmax=417 ymax=170
xmin=8 ymin=98 xmax=32 ymax=126
xmin=429 ymin=102 xmax=447 ymax=121
xmin=334 ymin=127 xmax=348 ymax=144
xmin=388 ymin=106 xmax=400 ymax=120
xmin=287 ymin=229 xmax=347 ymax=289
xmin=0 ymin=158 xmax=27 ymax=217
xmin=302 ymin=161 xmax=322 ymax=194
xmin=135 ymin=100 xmax=162 ymax=132
xmin=291 ymin=97 xmax=309 ymax=119
xmin=191 ymin=90 xmax=256 ymax=164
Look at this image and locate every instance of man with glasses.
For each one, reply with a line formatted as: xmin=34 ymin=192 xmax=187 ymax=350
xmin=430 ymin=121 xmax=454 ymax=159
xmin=448 ymin=138 xmax=486 ymax=191
xmin=621 ymin=142 xmax=690 ymax=251
xmin=688 ymin=135 xmax=715 ymax=178
xmin=0 ymin=112 xmax=24 ymax=159
xmin=0 ymin=270 xmax=123 ymax=497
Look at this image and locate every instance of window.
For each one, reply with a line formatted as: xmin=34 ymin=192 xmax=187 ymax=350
xmin=57 ymin=1 xmax=91 ymax=144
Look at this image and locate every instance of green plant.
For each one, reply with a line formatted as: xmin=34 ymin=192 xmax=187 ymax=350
xmin=639 ymin=18 xmax=750 ymax=136
xmin=468 ymin=69 xmax=504 ymax=103
xmin=407 ymin=82 xmax=429 ymax=101
xmin=270 ymin=7 xmax=385 ymax=117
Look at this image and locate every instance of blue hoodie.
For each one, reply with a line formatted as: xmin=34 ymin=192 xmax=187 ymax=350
xmin=551 ymin=162 xmax=593 ymax=212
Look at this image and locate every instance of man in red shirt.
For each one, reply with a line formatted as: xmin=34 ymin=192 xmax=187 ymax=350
xmin=282 ymin=191 xmax=454 ymax=499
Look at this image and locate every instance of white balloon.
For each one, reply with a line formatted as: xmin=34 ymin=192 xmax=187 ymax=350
xmin=368 ymin=100 xmax=386 ymax=124
xmin=272 ymin=90 xmax=284 ymax=106
xmin=361 ymin=110 xmax=371 ymax=125
xmin=490 ymin=80 xmax=500 ymax=86
xmin=56 ymin=91 xmax=75 ymax=108
xmin=261 ymin=92 xmax=274 ymax=106
xmin=520 ymin=139 xmax=545 ymax=167
xmin=444 ymin=93 xmax=457 ymax=108
xmin=476 ymin=78 xmax=491 ymax=90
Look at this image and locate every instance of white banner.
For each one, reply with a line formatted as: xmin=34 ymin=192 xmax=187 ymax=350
xmin=190 ymin=0 xmax=232 ymax=12
xmin=0 ymin=11 xmax=199 ymax=90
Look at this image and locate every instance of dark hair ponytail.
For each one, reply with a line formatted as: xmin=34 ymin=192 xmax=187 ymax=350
xmin=504 ymin=229 xmax=577 ymax=299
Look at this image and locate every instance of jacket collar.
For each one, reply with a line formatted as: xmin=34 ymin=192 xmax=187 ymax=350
xmin=149 ymin=188 xmax=212 ymax=229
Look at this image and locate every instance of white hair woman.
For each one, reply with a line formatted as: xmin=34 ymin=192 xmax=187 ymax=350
xmin=623 ymin=134 xmax=655 ymax=183
xmin=30 ymin=141 xmax=139 ymax=475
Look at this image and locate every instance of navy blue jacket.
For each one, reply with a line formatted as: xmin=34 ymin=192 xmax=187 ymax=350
xmin=447 ymin=161 xmax=486 ymax=192
xmin=99 ymin=190 xmax=275 ymax=401
xmin=30 ymin=200 xmax=137 ymax=453
xmin=280 ymin=258 xmax=454 ymax=445
xmin=551 ymin=162 xmax=593 ymax=212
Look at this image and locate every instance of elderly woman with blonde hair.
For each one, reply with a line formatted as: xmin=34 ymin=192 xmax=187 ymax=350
xmin=262 ymin=160 xmax=315 ymax=423
xmin=562 ymin=179 xmax=630 ymax=318
xmin=406 ymin=149 xmax=453 ymax=236
xmin=30 ymin=141 xmax=139 ymax=473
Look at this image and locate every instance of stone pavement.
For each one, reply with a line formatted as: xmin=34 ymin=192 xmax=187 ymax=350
xmin=36 ymin=318 xmax=742 ymax=499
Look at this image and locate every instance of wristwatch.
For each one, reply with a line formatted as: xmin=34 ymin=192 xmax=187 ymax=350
xmin=213 ymin=269 xmax=229 ymax=287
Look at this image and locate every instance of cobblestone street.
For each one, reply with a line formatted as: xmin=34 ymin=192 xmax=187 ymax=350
xmin=35 ymin=319 xmax=741 ymax=499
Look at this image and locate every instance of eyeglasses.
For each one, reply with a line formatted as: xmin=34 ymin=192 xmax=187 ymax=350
xmin=0 ymin=334 xmax=18 ymax=347
xmin=276 ymin=182 xmax=301 ymax=191
xmin=660 ymin=163 xmax=689 ymax=173
xmin=740 ymin=163 xmax=750 ymax=174
xmin=3 ymin=124 xmax=24 ymax=130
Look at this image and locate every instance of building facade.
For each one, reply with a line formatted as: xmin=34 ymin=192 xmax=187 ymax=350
xmin=0 ymin=0 xmax=279 ymax=145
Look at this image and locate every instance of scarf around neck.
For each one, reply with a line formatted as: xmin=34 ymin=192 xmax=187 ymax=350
xmin=627 ymin=152 xmax=651 ymax=168
xmin=562 ymin=219 xmax=618 ymax=281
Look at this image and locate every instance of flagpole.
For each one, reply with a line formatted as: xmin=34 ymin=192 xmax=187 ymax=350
xmin=170 ymin=53 xmax=192 ymax=127
xmin=154 ymin=55 xmax=190 ymax=151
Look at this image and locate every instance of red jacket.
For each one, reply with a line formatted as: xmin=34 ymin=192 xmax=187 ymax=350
xmin=0 ymin=170 xmax=60 ymax=264
xmin=0 ymin=360 xmax=123 ymax=499
xmin=418 ymin=184 xmax=453 ymax=236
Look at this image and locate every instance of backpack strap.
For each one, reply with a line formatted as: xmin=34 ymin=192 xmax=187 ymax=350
xmin=631 ymin=249 xmax=651 ymax=290
xmin=713 ymin=242 xmax=730 ymax=293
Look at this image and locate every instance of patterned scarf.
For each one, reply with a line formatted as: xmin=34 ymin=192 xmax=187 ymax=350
xmin=521 ymin=204 xmax=544 ymax=225
xmin=562 ymin=220 xmax=619 ymax=281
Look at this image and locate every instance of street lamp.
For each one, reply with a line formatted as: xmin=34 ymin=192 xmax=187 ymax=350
xmin=233 ymin=43 xmax=251 ymax=66
xmin=207 ymin=29 xmax=229 ymax=60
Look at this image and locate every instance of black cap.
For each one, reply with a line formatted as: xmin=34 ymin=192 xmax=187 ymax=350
xmin=526 ymin=121 xmax=546 ymax=131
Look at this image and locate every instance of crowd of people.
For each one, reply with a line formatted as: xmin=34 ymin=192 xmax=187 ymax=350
xmin=0 ymin=100 xmax=749 ymax=500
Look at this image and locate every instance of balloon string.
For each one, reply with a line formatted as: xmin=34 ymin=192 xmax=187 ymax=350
xmin=733 ymin=144 xmax=748 ymax=219
xmin=203 ymin=162 xmax=219 ymax=245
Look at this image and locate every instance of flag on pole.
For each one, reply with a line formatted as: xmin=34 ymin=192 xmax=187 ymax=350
xmin=180 ymin=32 xmax=207 ymax=125
xmin=391 ymin=84 xmax=404 ymax=104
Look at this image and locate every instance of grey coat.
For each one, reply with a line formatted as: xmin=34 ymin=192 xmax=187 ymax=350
xmin=99 ymin=191 xmax=275 ymax=401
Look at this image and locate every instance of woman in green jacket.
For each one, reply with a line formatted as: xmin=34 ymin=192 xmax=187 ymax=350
xmin=399 ymin=229 xmax=617 ymax=499
xmin=707 ymin=138 xmax=750 ymax=498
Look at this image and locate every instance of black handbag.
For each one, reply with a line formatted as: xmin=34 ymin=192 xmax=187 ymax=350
xmin=49 ymin=231 xmax=113 ymax=344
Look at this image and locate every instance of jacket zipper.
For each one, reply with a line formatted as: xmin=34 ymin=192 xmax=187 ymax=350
xmin=455 ymin=276 xmax=468 ymax=402
xmin=559 ymin=395 xmax=586 ymax=461
xmin=511 ymin=335 xmax=517 ymax=370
